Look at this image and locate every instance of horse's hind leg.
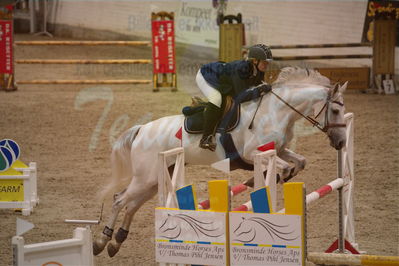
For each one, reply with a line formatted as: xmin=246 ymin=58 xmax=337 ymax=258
xmin=106 ymin=183 xmax=158 ymax=257
xmin=93 ymin=189 xmax=129 ymax=255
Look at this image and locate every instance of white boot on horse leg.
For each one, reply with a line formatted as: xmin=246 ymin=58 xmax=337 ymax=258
xmin=279 ymin=148 xmax=306 ymax=178
xmin=106 ymin=184 xmax=157 ymax=257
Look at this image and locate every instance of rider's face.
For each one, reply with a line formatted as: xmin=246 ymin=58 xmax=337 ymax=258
xmin=256 ymin=60 xmax=269 ymax=72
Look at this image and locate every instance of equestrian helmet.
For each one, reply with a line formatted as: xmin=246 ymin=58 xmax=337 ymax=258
xmin=248 ymin=44 xmax=273 ymax=62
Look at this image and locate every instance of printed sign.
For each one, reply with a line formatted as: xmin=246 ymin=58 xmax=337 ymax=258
xmin=176 ymin=1 xmax=219 ymax=48
xmin=152 ymin=20 xmax=176 ymax=74
xmin=155 ymin=208 xmax=227 ymax=265
xmin=383 ymin=79 xmax=395 ymax=94
xmin=0 ymin=20 xmax=13 ymax=74
xmin=0 ymin=179 xmax=23 ymax=202
xmin=229 ymin=212 xmax=303 ymax=265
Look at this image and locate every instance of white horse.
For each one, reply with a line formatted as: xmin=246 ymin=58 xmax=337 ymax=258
xmin=93 ymin=67 xmax=347 ymax=257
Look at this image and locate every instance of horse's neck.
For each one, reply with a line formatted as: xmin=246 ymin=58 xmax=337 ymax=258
xmin=243 ymin=85 xmax=327 ymax=150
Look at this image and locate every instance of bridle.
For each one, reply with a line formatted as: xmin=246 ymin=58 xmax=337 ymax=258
xmin=270 ymin=88 xmax=346 ymax=133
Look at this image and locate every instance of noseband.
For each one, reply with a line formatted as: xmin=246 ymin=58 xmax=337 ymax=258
xmin=313 ymin=97 xmax=346 ymax=132
xmin=270 ymin=90 xmax=346 ymax=133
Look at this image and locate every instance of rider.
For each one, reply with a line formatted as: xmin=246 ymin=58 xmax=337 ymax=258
xmin=196 ymin=44 xmax=273 ymax=151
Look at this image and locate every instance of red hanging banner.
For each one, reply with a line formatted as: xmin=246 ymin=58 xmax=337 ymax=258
xmin=151 ymin=20 xmax=176 ymax=74
xmin=0 ymin=19 xmax=13 ymax=74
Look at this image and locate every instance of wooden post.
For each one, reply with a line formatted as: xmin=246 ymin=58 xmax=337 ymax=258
xmin=219 ymin=13 xmax=244 ymax=62
xmin=373 ymin=14 xmax=396 ymax=94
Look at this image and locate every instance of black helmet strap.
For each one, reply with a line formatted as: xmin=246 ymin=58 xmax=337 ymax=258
xmin=251 ymin=59 xmax=259 ymax=75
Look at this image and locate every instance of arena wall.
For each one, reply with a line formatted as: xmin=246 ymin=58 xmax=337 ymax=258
xmin=21 ymin=0 xmax=399 ymax=79
xmin=46 ymin=1 xmax=368 ymax=44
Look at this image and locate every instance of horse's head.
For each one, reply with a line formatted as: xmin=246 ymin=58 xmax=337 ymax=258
xmin=315 ymin=81 xmax=347 ymax=150
xmin=271 ymin=67 xmax=348 ymax=150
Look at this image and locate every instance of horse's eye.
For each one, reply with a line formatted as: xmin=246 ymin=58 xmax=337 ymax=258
xmin=332 ymin=108 xmax=340 ymax=115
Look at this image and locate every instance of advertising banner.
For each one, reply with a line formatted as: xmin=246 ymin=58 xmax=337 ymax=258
xmin=176 ymin=1 xmax=219 ymax=48
xmin=229 ymin=212 xmax=303 ymax=265
xmin=362 ymin=0 xmax=398 ymax=45
xmin=155 ymin=208 xmax=227 ymax=265
xmin=0 ymin=20 xmax=13 ymax=74
xmin=152 ymin=20 xmax=176 ymax=74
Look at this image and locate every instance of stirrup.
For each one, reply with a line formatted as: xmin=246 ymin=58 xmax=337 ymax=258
xmin=199 ymin=135 xmax=217 ymax=152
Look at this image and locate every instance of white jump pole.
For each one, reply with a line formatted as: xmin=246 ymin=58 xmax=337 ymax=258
xmin=337 ymin=148 xmax=345 ymax=253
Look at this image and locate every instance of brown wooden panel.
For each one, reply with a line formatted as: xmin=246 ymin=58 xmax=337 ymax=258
xmin=219 ymin=24 xmax=243 ymax=62
xmin=373 ymin=19 xmax=396 ymax=75
xmin=317 ymin=67 xmax=370 ymax=90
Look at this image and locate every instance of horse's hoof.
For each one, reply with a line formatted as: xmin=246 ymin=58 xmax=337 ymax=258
xmin=93 ymin=236 xmax=111 ymax=256
xmin=93 ymin=242 xmax=105 ymax=256
xmin=107 ymin=242 xmax=120 ymax=257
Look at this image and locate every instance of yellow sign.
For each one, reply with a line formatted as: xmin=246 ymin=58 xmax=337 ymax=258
xmin=0 ymin=179 xmax=24 ymax=202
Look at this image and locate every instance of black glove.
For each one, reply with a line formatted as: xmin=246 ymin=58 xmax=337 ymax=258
xmin=256 ymin=83 xmax=272 ymax=94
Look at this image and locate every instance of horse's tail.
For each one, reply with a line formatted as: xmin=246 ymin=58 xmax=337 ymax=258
xmin=99 ymin=125 xmax=141 ymax=201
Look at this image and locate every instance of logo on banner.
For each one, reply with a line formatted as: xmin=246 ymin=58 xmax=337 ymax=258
xmin=0 ymin=139 xmax=20 ymax=172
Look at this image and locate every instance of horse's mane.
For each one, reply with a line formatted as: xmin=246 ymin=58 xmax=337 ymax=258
xmin=273 ymin=67 xmax=331 ymax=88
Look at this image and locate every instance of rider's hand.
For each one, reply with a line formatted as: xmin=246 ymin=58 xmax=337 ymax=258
xmin=256 ymin=83 xmax=272 ymax=94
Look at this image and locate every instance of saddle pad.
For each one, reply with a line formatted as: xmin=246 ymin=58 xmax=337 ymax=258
xmin=184 ymin=105 xmax=240 ymax=134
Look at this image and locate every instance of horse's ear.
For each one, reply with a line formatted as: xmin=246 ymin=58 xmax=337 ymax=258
xmin=339 ymin=81 xmax=348 ymax=93
xmin=333 ymin=83 xmax=339 ymax=94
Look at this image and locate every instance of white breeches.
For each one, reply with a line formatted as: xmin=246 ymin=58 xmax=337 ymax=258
xmin=196 ymin=70 xmax=222 ymax=108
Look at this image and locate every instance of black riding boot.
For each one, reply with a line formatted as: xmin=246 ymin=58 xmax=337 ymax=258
xmin=199 ymin=102 xmax=222 ymax=151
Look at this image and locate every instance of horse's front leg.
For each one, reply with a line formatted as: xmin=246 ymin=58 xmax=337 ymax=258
xmin=275 ymin=156 xmax=294 ymax=183
xmin=243 ymin=155 xmax=293 ymax=187
xmin=279 ymin=148 xmax=306 ymax=178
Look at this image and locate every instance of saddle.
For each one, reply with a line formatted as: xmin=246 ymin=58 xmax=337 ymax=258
xmin=182 ymin=96 xmax=240 ymax=134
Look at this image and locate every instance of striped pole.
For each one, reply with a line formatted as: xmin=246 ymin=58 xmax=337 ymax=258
xmin=273 ymin=54 xmax=372 ymax=61
xmin=269 ymin=42 xmax=371 ymax=49
xmin=198 ymin=174 xmax=296 ymax=210
xmin=233 ymin=178 xmax=345 ymax=213
xmin=232 ymin=200 xmax=252 ymax=212
xmin=306 ymin=178 xmax=344 ymax=205
xmin=15 ymin=41 xmax=151 ymax=46
xmin=16 ymin=59 xmax=151 ymax=64
xmin=307 ymin=252 xmax=399 ymax=266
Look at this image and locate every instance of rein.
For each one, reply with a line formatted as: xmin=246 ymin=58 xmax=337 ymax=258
xmin=270 ymin=90 xmax=345 ymax=133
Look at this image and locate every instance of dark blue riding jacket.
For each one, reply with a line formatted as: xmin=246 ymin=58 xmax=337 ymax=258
xmin=200 ymin=60 xmax=265 ymax=97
